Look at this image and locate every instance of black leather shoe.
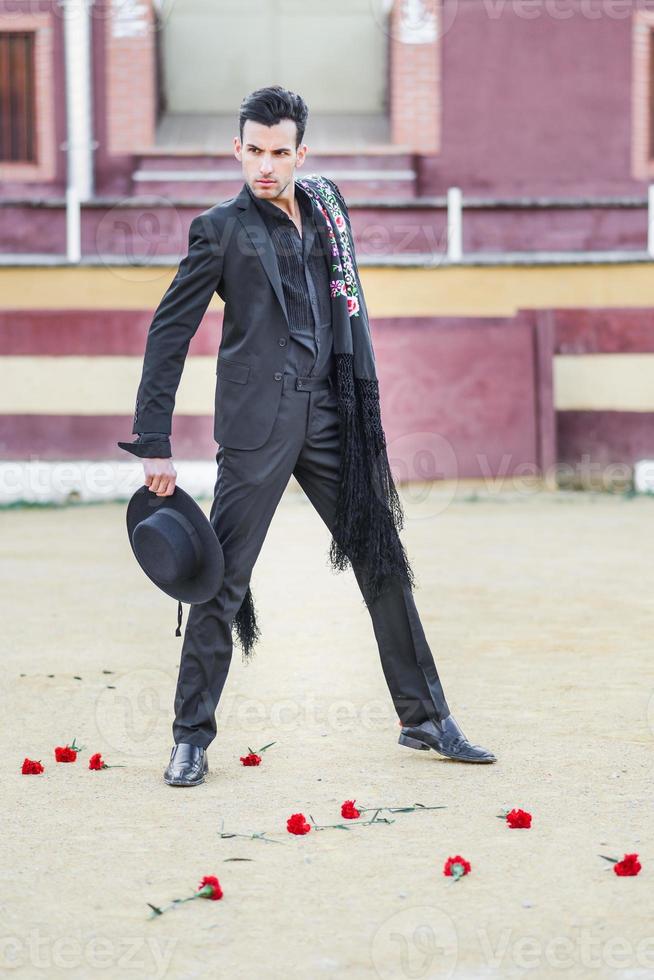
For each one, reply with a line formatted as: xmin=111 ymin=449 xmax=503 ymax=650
xmin=398 ymin=714 xmax=496 ymax=763
xmin=163 ymin=743 xmax=209 ymax=786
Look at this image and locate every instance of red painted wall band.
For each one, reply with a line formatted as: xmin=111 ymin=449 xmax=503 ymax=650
xmin=4 ymin=308 xmax=654 ymax=357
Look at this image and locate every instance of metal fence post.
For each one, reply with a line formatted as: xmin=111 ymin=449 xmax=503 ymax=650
xmin=66 ymin=186 xmax=81 ymax=264
xmin=447 ymin=186 xmax=463 ymax=262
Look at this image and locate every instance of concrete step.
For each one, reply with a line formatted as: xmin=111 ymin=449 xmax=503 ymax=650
xmin=131 ymin=151 xmax=418 ymax=201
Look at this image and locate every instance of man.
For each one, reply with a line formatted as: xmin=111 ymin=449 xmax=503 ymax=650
xmin=119 ymin=85 xmax=496 ymax=786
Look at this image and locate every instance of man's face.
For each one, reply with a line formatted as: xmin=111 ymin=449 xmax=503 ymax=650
xmin=234 ymin=119 xmax=307 ymax=199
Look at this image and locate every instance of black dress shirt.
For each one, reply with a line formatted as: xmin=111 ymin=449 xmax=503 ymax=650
xmin=245 ymin=180 xmax=334 ymax=378
xmin=120 ymin=180 xmax=335 ymax=460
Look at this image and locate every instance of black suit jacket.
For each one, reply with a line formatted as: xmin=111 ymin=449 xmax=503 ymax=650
xmin=125 ymin=176 xmax=347 ymax=452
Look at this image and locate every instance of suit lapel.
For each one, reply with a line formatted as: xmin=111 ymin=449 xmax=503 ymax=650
xmin=235 ymin=183 xmax=289 ymax=326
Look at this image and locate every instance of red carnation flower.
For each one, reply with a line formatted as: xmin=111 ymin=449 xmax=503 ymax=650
xmin=443 ymin=855 xmax=471 ymax=881
xmin=197 ymin=875 xmax=223 ymax=900
xmin=238 ymin=741 xmax=275 ymax=766
xmin=21 ymin=758 xmax=44 ymax=775
xmin=54 ymin=736 xmax=84 ymax=762
xmin=287 ymin=813 xmax=311 ymax=835
xmin=506 ymin=808 xmax=532 ymax=829
xmin=614 ymin=853 xmax=642 ymax=877
xmin=341 ymin=799 xmax=361 ymax=819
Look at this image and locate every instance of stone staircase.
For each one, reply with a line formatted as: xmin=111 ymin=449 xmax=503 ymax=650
xmin=131 ymin=150 xmax=418 ymax=202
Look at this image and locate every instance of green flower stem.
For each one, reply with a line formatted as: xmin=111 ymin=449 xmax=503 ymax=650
xmin=147 ymin=887 xmax=213 ymax=919
xmin=357 ymin=804 xmax=447 ymax=815
xmin=246 ymin=741 xmax=277 ymax=754
xmin=308 ymin=814 xmax=351 ymax=831
xmin=219 ymin=832 xmax=283 ymax=843
xmin=218 ymin=825 xmax=285 ymax=844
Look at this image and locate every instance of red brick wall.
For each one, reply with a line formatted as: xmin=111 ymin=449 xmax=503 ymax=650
xmin=105 ymin=0 xmax=156 ymax=156
xmin=390 ymin=0 xmax=441 ymax=152
xmin=632 ymin=12 xmax=654 ymax=181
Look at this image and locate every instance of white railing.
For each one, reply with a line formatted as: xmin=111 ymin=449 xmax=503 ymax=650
xmin=443 ymin=184 xmax=654 ymax=265
xmin=648 ymin=185 xmax=654 ymax=258
xmin=22 ymin=180 xmax=654 ymax=266
xmin=446 ymin=186 xmax=462 ymax=263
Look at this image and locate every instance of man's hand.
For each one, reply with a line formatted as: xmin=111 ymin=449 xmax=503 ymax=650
xmin=143 ymin=457 xmax=177 ymax=497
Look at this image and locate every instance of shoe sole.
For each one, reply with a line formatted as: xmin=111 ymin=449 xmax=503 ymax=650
xmin=163 ymin=774 xmax=206 ymax=786
xmin=398 ymin=732 xmax=496 ymax=763
xmin=398 ymin=733 xmax=431 ymax=750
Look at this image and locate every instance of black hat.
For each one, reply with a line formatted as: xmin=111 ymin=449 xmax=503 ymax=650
xmin=126 ymin=485 xmax=224 ymax=632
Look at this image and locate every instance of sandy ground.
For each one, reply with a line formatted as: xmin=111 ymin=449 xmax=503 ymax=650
xmin=1 ymin=481 xmax=653 ymax=980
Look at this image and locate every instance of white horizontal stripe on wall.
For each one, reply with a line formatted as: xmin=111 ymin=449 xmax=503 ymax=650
xmin=554 ymin=354 xmax=654 ymax=412
xmin=0 ymin=356 xmax=218 ymax=414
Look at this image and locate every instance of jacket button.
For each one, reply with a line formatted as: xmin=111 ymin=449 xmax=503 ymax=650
xmin=278 ymin=338 xmax=287 ymax=347
xmin=274 ymin=372 xmax=282 ymax=381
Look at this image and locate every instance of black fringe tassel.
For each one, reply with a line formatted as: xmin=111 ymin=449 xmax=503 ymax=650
xmin=232 ymin=584 xmax=261 ymax=664
xmin=327 ymin=352 xmax=416 ymax=604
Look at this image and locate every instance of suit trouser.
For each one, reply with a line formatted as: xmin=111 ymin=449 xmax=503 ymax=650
xmin=172 ymin=371 xmax=450 ymax=748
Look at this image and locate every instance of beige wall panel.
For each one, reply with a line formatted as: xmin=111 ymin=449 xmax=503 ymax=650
xmin=161 ymin=0 xmax=386 ymax=113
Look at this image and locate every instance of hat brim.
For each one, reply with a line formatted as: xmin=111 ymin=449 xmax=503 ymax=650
xmin=126 ymin=484 xmax=224 ymax=604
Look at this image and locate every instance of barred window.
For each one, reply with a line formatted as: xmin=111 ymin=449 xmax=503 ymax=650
xmin=0 ymin=31 xmax=36 ymax=163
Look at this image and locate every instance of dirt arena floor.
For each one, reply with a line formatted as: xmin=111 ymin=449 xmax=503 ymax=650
xmin=2 ymin=481 xmax=653 ymax=980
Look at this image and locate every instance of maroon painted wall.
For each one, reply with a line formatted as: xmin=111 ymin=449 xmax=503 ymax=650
xmin=0 ymin=310 xmax=555 ymax=480
xmin=0 ymin=3 xmax=645 ymax=204
xmin=4 ymin=305 xmax=653 ymax=479
xmin=422 ymin=4 xmax=635 ymax=196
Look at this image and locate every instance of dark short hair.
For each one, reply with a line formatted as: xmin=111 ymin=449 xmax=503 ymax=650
xmin=239 ymin=85 xmax=309 ymax=148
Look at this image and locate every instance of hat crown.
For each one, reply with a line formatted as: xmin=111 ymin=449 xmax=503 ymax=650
xmin=125 ymin=484 xmax=224 ymax=604
xmin=132 ymin=508 xmax=202 ymax=584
